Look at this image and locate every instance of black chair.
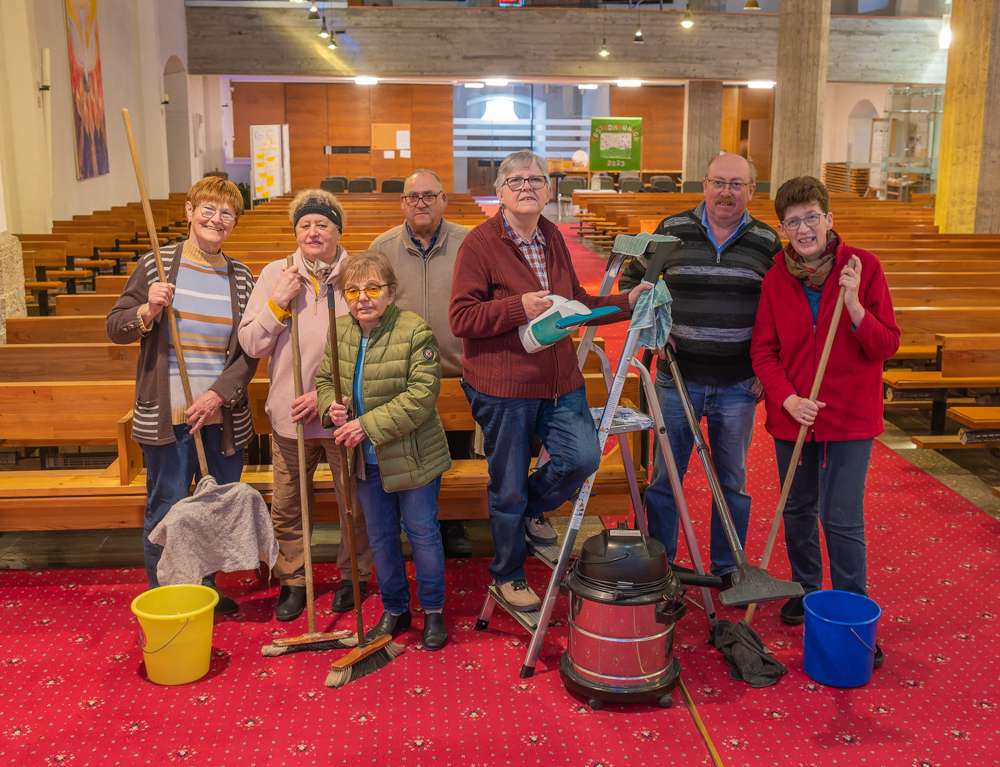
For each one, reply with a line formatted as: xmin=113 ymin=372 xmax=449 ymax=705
xmin=619 ymin=177 xmax=644 ymax=193
xmin=682 ymin=181 xmax=703 ymax=194
xmin=650 ymin=175 xmax=677 ymax=193
xmin=381 ymin=179 xmax=405 ymax=193
xmin=355 ymin=176 xmax=377 ymax=189
xmin=754 ymin=181 xmax=770 ymax=194
xmin=596 ymin=175 xmax=615 ymax=190
xmin=348 ymin=178 xmax=375 ymax=193
xmin=557 ymin=177 xmax=588 ymax=221
xmin=321 ymin=178 xmax=347 ymax=193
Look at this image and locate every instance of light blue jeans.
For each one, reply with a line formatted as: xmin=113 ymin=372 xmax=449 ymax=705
xmin=644 ymin=372 xmax=758 ymax=576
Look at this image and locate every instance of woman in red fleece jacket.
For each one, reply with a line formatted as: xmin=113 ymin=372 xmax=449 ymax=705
xmin=751 ymin=176 xmax=899 ymax=661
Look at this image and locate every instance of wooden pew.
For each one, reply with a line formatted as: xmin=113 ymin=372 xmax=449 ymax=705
xmin=5 ymin=316 xmax=111 ymax=344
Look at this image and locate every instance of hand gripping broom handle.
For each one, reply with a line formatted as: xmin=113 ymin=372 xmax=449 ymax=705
xmin=286 ymin=256 xmax=317 ymax=634
xmin=327 ymin=290 xmax=368 ymax=646
xmin=745 ymin=256 xmax=858 ymax=625
xmin=121 ymin=108 xmax=208 ymax=478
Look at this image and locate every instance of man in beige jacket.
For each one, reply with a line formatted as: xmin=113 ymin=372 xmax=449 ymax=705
xmin=370 ymin=169 xmax=474 ymax=557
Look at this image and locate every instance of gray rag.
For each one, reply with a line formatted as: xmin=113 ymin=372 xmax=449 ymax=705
xmin=628 ymin=278 xmax=672 ymax=350
xmin=709 ymin=618 xmax=788 ymax=688
xmin=149 ymin=475 xmax=278 ymax=586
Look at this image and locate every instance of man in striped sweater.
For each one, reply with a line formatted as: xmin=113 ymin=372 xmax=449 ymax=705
xmin=619 ymin=153 xmax=782 ymax=583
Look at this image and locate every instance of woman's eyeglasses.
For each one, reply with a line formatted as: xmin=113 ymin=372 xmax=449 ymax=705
xmin=503 ymin=176 xmax=548 ymax=191
xmin=198 ymin=205 xmax=236 ymax=225
xmin=781 ymin=213 xmax=824 ymax=231
xmin=343 ymin=284 xmax=389 ymax=301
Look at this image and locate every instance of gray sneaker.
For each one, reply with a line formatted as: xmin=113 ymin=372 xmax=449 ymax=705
xmin=526 ymin=516 xmax=558 ymax=544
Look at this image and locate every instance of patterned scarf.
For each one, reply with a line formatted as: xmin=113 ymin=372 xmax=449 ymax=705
xmin=783 ymin=231 xmax=840 ymax=290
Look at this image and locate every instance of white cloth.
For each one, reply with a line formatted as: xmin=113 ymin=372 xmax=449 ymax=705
xmin=149 ymin=476 xmax=278 ymax=585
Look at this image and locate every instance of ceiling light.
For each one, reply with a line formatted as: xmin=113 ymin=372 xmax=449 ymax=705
xmin=744 ymin=0 xmax=760 ymax=9
xmin=616 ymin=80 xmax=642 ymax=87
xmin=748 ymin=80 xmax=775 ymax=89
xmin=318 ymin=18 xmax=329 ymax=38
xmin=599 ymin=39 xmax=609 ymax=57
xmin=481 ymin=98 xmax=518 ymax=122
xmin=355 ymin=76 xmax=378 ymax=85
xmin=578 ymin=84 xmax=599 ymax=90
xmin=484 ymin=78 xmax=508 ymax=86
xmin=308 ymin=5 xmax=320 ymax=20
xmin=328 ymin=34 xmax=337 ymax=50
xmin=634 ymin=26 xmax=644 ymax=43
xmin=939 ymin=13 xmax=951 ymax=49
xmin=464 ymin=83 xmax=485 ymax=89
xmin=681 ymin=4 xmax=694 ymax=28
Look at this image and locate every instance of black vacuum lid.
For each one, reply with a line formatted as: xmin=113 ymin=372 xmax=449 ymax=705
xmin=574 ymin=525 xmax=675 ymax=592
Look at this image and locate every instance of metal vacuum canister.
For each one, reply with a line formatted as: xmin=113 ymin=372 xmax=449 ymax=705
xmin=560 ymin=525 xmax=686 ymax=709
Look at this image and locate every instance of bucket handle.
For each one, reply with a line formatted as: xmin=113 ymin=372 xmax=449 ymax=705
xmin=849 ymin=627 xmax=876 ymax=654
xmin=140 ymin=618 xmax=190 ymax=654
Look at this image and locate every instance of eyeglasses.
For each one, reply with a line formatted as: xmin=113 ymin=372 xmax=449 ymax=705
xmin=343 ymin=284 xmax=390 ymax=301
xmin=503 ymin=176 xmax=548 ymax=192
xmin=781 ymin=213 xmax=825 ymax=231
xmin=198 ymin=205 xmax=237 ymax=225
xmin=402 ymin=192 xmax=441 ymax=206
xmin=705 ymin=179 xmax=751 ymax=193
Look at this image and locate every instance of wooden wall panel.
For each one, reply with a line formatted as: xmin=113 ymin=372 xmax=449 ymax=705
xmin=285 ymin=84 xmax=329 ymax=192
xmin=232 ymin=82 xmax=286 ymax=158
xmin=327 ymin=84 xmax=373 ymax=183
xmin=609 ymin=86 xmax=684 ymax=172
xmin=411 ymin=85 xmax=455 ymax=194
xmin=721 ymin=87 xmax=740 ymax=155
xmin=369 ymin=85 xmax=413 ymax=187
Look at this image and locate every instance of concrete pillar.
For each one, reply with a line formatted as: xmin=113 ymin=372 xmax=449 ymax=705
xmin=770 ymin=0 xmax=831 ymax=196
xmin=682 ymin=80 xmax=723 ymax=184
xmin=936 ymin=0 xmax=1000 ymax=234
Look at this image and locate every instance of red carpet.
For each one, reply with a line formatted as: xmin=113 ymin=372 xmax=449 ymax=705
xmin=2 ymin=226 xmax=999 ymax=766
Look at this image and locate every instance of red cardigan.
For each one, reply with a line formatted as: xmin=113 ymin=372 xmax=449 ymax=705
xmin=750 ymin=239 xmax=900 ymax=442
xmin=449 ymin=210 xmax=631 ymax=399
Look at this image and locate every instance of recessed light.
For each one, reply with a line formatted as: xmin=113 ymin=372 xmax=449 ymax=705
xmin=748 ymin=80 xmax=775 ymax=89
xmin=464 ymin=83 xmax=485 ymax=89
xmin=578 ymin=84 xmax=599 ymax=90
xmin=355 ymin=77 xmax=378 ymax=85
xmin=616 ymin=80 xmax=642 ymax=88
xmin=484 ymin=79 xmax=508 ymax=86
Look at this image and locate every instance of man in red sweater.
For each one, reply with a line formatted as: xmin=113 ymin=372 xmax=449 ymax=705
xmin=449 ymin=150 xmax=650 ymax=610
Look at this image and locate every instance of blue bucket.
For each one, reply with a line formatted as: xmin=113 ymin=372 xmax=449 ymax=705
xmin=802 ymin=590 xmax=881 ymax=688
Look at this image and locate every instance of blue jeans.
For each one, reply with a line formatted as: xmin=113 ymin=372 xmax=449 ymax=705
xmin=141 ymin=424 xmax=245 ymax=588
xmin=774 ymin=438 xmax=873 ymax=596
xmin=354 ymin=462 xmax=445 ymax=614
xmin=462 ymin=381 xmax=601 ymax=585
xmin=644 ymin=372 xmax=757 ymax=575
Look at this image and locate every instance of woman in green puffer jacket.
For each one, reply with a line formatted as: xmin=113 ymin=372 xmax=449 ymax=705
xmin=316 ymin=251 xmax=451 ymax=651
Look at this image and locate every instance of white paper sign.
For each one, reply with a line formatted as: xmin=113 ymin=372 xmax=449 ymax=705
xmin=384 ymin=150 xmax=395 ymax=159
xmin=396 ymin=130 xmax=410 ymax=150
xmin=400 ymin=149 xmax=411 ymax=159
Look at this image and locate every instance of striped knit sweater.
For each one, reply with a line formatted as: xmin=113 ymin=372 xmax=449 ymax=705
xmin=619 ymin=202 xmax=782 ymax=386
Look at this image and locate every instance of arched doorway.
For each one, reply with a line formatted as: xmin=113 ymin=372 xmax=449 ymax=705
xmin=848 ymin=98 xmax=880 ymax=165
xmin=163 ymin=56 xmax=191 ymax=193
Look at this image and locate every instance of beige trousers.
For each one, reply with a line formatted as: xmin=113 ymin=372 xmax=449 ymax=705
xmin=269 ymin=432 xmax=373 ymax=586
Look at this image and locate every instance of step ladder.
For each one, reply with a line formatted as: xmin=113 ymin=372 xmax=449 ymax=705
xmin=474 ymin=233 xmax=719 ymax=679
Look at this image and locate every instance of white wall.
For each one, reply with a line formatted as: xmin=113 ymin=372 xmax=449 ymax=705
xmin=822 ymin=82 xmax=891 ymax=165
xmin=0 ymin=151 xmax=7 ymax=233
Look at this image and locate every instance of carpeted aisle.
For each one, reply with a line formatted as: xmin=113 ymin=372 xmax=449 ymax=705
xmin=2 ymin=226 xmax=999 ymax=766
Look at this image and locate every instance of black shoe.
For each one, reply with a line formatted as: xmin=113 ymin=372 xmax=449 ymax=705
xmin=441 ymin=521 xmax=473 ymax=558
xmin=204 ymin=584 xmax=239 ymax=617
xmin=274 ymin=585 xmax=306 ymax=622
xmin=780 ymin=595 xmax=805 ymax=626
xmin=331 ymin=581 xmax=367 ymax=614
xmin=421 ymin=612 xmax=448 ymax=651
xmin=364 ymin=610 xmax=412 ymax=642
xmin=873 ymin=643 xmax=884 ymax=669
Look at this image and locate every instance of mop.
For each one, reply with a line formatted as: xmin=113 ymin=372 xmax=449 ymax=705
xmin=743 ymin=258 xmax=859 ymax=625
xmin=262 ymin=256 xmax=357 ymax=656
xmin=322 ymin=290 xmax=404 ymax=688
xmin=122 ymin=109 xmax=274 ymax=589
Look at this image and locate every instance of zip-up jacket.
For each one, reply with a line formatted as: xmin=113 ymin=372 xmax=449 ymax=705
xmin=449 ymin=209 xmax=631 ymax=399
xmin=370 ymin=219 xmax=469 ymax=377
xmin=619 ymin=202 xmax=781 ymax=385
xmin=750 ymin=239 xmax=900 ymax=442
xmin=105 ymin=241 xmax=258 ymax=454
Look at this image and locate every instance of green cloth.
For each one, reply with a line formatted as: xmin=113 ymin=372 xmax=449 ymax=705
xmin=628 ymin=278 xmax=672 ymax=350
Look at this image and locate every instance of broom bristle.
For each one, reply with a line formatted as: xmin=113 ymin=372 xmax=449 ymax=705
xmin=324 ymin=641 xmax=405 ymax=688
xmin=261 ymin=634 xmax=359 ymax=657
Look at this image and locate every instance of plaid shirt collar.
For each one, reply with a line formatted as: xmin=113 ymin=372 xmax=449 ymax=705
xmin=500 ymin=209 xmax=546 ymax=249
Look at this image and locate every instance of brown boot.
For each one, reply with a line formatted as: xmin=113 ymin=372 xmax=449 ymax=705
xmin=496 ymin=579 xmax=541 ymax=612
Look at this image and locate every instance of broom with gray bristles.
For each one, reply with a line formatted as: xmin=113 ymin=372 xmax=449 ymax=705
xmin=323 ymin=289 xmax=405 ymax=688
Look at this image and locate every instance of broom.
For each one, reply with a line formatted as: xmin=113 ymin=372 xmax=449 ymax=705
xmin=323 ymin=290 xmax=404 ymax=688
xmin=262 ymin=256 xmax=357 ymax=656
xmin=122 ymin=108 xmax=268 ymax=588
xmin=744 ymin=257 xmax=858 ymax=625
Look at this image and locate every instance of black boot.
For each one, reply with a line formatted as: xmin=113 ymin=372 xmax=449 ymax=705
xmin=422 ymin=612 xmax=448 ymax=651
xmin=331 ymin=580 xmax=367 ymax=613
xmin=275 ymin=585 xmax=306 ymax=622
xmin=203 ymin=583 xmax=239 ymax=617
xmin=441 ymin=520 xmax=473 ymax=558
xmin=364 ymin=610 xmax=412 ymax=642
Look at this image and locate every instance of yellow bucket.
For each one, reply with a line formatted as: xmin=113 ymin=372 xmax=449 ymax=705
xmin=130 ymin=584 xmax=219 ymax=685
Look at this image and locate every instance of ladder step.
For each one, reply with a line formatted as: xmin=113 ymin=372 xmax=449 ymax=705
xmin=526 ymin=538 xmax=561 ymax=569
xmin=590 ymin=405 xmax=654 ymax=434
xmin=487 ymin=584 xmax=541 ymax=631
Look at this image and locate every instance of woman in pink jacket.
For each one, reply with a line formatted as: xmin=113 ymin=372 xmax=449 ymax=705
xmin=750 ymin=176 xmax=899 ymax=665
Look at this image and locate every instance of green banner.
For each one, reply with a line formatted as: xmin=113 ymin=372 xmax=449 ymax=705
xmin=589 ymin=118 xmax=643 ymax=172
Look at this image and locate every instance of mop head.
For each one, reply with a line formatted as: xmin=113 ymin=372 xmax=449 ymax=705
xmin=325 ymin=638 xmax=406 ymax=688
xmin=611 ymin=232 xmax=678 ymax=257
xmin=261 ymin=632 xmax=359 ymax=657
xmin=718 ymin=566 xmax=804 ymax=608
xmin=709 ymin=618 xmax=788 ymax=688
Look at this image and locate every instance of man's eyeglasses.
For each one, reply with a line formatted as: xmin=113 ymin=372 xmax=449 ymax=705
xmin=504 ymin=176 xmax=548 ymax=192
xmin=781 ymin=213 xmax=824 ymax=231
xmin=402 ymin=192 xmax=441 ymax=206
xmin=198 ymin=205 xmax=236 ymax=225
xmin=343 ymin=284 xmax=390 ymax=301
xmin=705 ymin=179 xmax=751 ymax=193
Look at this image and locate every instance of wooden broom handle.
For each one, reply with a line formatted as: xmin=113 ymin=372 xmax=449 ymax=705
xmin=121 ymin=108 xmax=208 ymax=477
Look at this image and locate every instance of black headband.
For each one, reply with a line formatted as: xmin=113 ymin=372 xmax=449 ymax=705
xmin=293 ymin=199 xmax=343 ymax=231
